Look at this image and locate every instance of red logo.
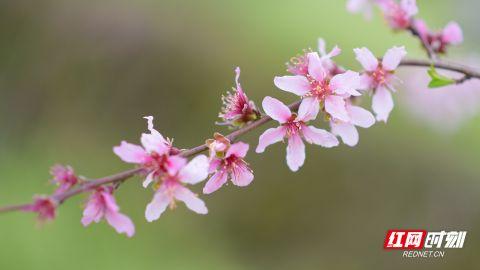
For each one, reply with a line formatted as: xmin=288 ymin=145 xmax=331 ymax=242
xmin=384 ymin=230 xmax=427 ymax=250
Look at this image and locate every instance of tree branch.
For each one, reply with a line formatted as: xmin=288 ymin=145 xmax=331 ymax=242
xmin=0 ymin=101 xmax=302 ymax=214
xmin=1 ymin=58 xmax=479 ymax=215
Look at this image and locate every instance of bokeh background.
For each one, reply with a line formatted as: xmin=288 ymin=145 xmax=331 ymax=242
xmin=1 ymin=0 xmax=479 ymax=269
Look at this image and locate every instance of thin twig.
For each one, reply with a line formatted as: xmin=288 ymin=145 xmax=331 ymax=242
xmin=1 ymin=58 xmax=479 ymax=215
xmin=0 ymin=101 xmax=301 ymax=214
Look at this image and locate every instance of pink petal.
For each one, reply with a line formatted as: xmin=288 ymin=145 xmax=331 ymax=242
xmin=347 ymin=105 xmax=376 ymax=128
xmin=102 ymin=191 xmax=120 ymax=213
xmin=141 ymin=116 xmax=169 ymax=154
xmin=105 ymin=211 xmax=135 ymax=237
xmin=286 ymin=134 xmax=305 ymax=172
xmin=226 ymin=142 xmax=249 ymax=159
xmin=235 ymin=67 xmax=242 ymax=90
xmin=262 ymin=96 xmax=292 ymax=124
xmin=142 ymin=171 xmax=156 ymax=188
xmin=401 ymin=0 xmax=418 ymax=17
xmin=325 ymin=95 xmax=350 ymax=122
xmin=256 ymin=126 xmax=286 ymax=153
xmin=372 ymin=87 xmax=394 ymax=122
xmin=359 ymin=74 xmax=373 ymax=90
xmin=81 ymin=196 xmax=103 ymax=226
xmin=296 ymin=97 xmax=320 ymax=122
xmin=413 ymin=19 xmax=429 ymax=41
xmin=165 ymin=156 xmax=187 ymax=176
xmin=230 ymin=162 xmax=254 ymax=187
xmin=113 ymin=141 xmax=148 ymax=164
xmin=208 ymin=158 xmax=221 ymax=174
xmin=178 ymin=155 xmax=209 ymax=184
xmin=354 ymin=47 xmax=378 ymax=72
xmin=273 ymin=76 xmax=311 ymax=96
xmin=442 ymin=22 xmax=463 ymax=45
xmin=382 ymin=46 xmax=407 ymax=71
xmin=302 ymin=125 xmax=339 ymax=148
xmin=307 ymin=52 xmax=328 ymax=81
xmin=174 ymin=186 xmax=208 ymax=214
xmin=330 ymin=70 xmax=362 ymax=96
xmin=145 ymin=186 xmax=170 ymax=222
xmin=203 ymin=170 xmax=228 ymax=194
xmin=331 ymin=122 xmax=359 ymax=147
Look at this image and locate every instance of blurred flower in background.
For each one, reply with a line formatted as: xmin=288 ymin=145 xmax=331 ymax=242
xmin=399 ymin=57 xmax=480 ymax=133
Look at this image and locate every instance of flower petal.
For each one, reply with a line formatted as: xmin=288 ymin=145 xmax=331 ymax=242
xmin=286 ymin=134 xmax=305 ymax=172
xmin=382 ymin=46 xmax=407 ymax=71
xmin=179 ymin=155 xmax=209 ymax=184
xmin=81 ymin=196 xmax=103 ymax=226
xmin=296 ymin=97 xmax=320 ymax=122
xmin=165 ymin=156 xmax=187 ymax=176
xmin=273 ymin=76 xmax=311 ymax=96
xmin=231 ymin=163 xmax=254 ymax=187
xmin=174 ymin=186 xmax=208 ymax=214
xmin=331 ymin=122 xmax=359 ymax=147
xmin=442 ymin=21 xmax=463 ymax=45
xmin=401 ymin=0 xmax=418 ymax=17
xmin=226 ymin=142 xmax=249 ymax=158
xmin=372 ymin=87 xmax=394 ymax=122
xmin=354 ymin=47 xmax=378 ymax=72
xmin=262 ymin=96 xmax=292 ymax=124
xmin=141 ymin=116 xmax=169 ymax=154
xmin=307 ymin=52 xmax=328 ymax=81
xmin=325 ymin=95 xmax=350 ymax=122
xmin=203 ymin=170 xmax=228 ymax=194
xmin=302 ymin=125 xmax=339 ymax=148
xmin=145 ymin=186 xmax=170 ymax=222
xmin=347 ymin=105 xmax=375 ymax=128
xmin=330 ymin=70 xmax=362 ymax=96
xmin=113 ymin=141 xmax=148 ymax=164
xmin=142 ymin=171 xmax=156 ymax=188
xmin=105 ymin=211 xmax=135 ymax=237
xmin=256 ymin=126 xmax=286 ymax=153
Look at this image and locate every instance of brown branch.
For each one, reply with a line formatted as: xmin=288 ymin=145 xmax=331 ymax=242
xmin=0 ymin=100 xmax=301 ymax=214
xmin=399 ymin=59 xmax=480 ymax=82
xmin=1 ymin=58 xmax=478 ymax=215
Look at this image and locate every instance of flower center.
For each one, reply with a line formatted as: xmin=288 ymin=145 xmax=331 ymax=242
xmin=283 ymin=114 xmax=303 ymax=138
xmin=370 ymin=67 xmax=391 ymax=87
xmin=305 ymin=76 xmax=330 ymax=101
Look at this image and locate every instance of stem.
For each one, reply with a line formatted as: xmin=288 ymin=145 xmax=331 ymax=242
xmin=399 ymin=59 xmax=480 ymax=82
xmin=0 ymin=58 xmax=478 ymax=215
xmin=0 ymin=101 xmax=301 ymax=214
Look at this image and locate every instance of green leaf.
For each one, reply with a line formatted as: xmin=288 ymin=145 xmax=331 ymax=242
xmin=427 ymin=66 xmax=456 ymax=88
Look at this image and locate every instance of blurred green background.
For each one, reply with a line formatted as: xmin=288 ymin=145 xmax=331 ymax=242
xmin=1 ymin=0 xmax=480 ymax=269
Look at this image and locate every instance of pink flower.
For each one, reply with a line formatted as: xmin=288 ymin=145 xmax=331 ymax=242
xmin=286 ymin=40 xmax=344 ymax=77
xmin=413 ymin=19 xmax=463 ymax=54
xmin=354 ymin=46 xmax=407 ymax=122
xmin=347 ymin=0 xmax=386 ymax=19
xmin=24 ymin=196 xmax=57 ymax=222
xmin=275 ymin=50 xmax=362 ymax=123
xmin=377 ymin=0 xmax=418 ymax=30
xmin=81 ymin=186 xmax=135 ymax=237
xmin=218 ymin=67 xmax=259 ymax=127
xmin=203 ymin=139 xmax=254 ymax=194
xmin=145 ymin=155 xmax=209 ymax=221
xmin=256 ymin=97 xmax=339 ymax=171
xmin=330 ymin=101 xmax=375 ymax=146
xmin=399 ymin=58 xmax=480 ymax=133
xmin=50 ymin=164 xmax=78 ymax=194
xmin=113 ymin=116 xmax=180 ymax=188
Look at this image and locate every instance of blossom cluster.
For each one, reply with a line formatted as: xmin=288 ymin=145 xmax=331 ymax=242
xmin=14 ymin=1 xmax=473 ymax=239
xmin=22 ymin=41 xmax=407 ymax=237
xmin=347 ymin=0 xmax=463 ymax=55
